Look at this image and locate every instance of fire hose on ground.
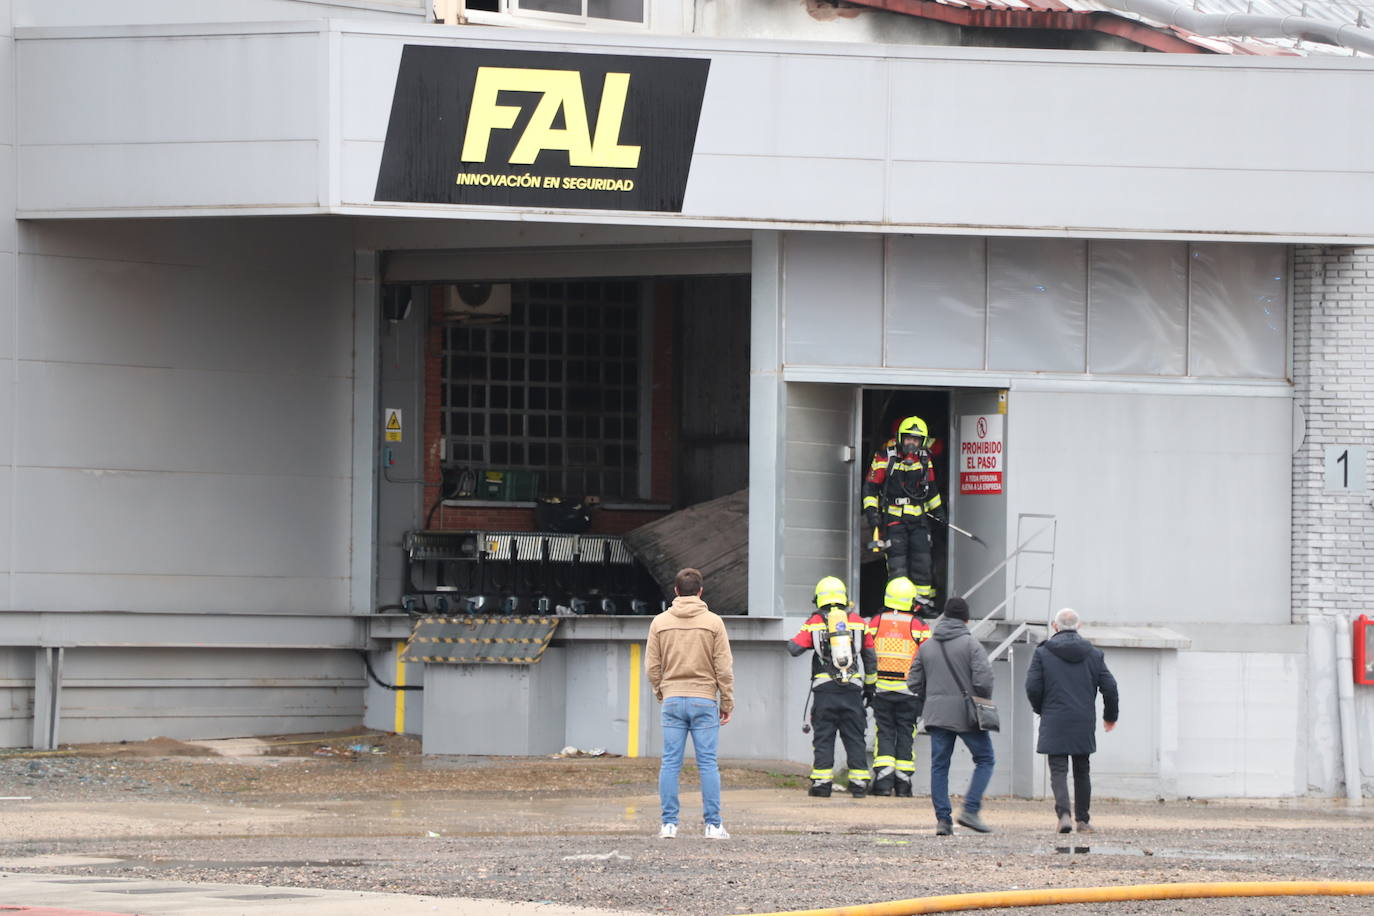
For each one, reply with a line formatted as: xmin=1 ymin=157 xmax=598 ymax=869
xmin=737 ymin=881 xmax=1374 ymax=916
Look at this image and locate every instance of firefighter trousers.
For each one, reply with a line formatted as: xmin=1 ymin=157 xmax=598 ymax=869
xmin=810 ymin=686 xmax=868 ymax=780
xmin=871 ymin=691 xmax=921 ymax=794
xmin=886 ymin=518 xmax=934 ymax=596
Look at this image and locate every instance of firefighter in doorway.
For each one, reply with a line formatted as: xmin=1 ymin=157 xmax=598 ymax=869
xmin=863 ymin=415 xmax=945 ymax=610
xmin=787 ymin=576 xmax=877 ymax=798
xmin=866 ymin=576 xmax=932 ymax=797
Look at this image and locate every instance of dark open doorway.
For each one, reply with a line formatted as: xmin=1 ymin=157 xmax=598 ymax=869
xmin=859 ymin=388 xmax=952 ymax=618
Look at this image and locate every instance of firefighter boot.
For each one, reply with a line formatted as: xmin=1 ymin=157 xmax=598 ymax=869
xmin=870 ymin=766 xmax=895 ymax=797
xmin=848 ymin=778 xmax=869 ymax=799
xmin=894 ymin=770 xmax=914 ymax=798
xmin=808 ymin=779 xmax=833 ymax=798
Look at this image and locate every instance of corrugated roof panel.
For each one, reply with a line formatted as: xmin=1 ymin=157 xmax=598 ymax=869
xmin=908 ymin=0 xmax=1374 ymax=54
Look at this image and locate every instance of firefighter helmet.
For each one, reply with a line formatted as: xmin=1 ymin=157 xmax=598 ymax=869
xmin=897 ymin=415 xmax=932 ymax=449
xmin=884 ymin=576 xmax=918 ymax=611
xmin=814 ymin=576 xmax=848 ymax=609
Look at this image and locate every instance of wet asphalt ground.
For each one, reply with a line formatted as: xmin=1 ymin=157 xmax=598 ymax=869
xmin=3 ymin=742 xmax=1374 ymax=915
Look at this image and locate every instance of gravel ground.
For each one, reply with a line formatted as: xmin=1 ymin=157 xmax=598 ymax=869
xmin=3 ymin=735 xmax=1374 ymax=915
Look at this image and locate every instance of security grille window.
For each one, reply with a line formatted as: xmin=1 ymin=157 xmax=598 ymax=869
xmin=463 ymin=0 xmax=646 ymax=25
xmin=442 ymin=280 xmax=643 ymax=500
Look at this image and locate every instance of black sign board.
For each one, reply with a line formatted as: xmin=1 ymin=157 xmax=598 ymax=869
xmin=375 ymin=45 xmax=710 ymax=213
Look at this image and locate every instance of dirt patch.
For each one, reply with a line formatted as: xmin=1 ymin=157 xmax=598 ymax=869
xmin=62 ymin=736 xmax=220 ymax=758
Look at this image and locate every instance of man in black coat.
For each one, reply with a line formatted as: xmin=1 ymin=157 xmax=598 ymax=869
xmin=1025 ymin=608 xmax=1119 ymax=835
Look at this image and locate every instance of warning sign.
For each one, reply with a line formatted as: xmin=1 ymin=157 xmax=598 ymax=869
xmin=959 ymin=414 xmax=1003 ymax=495
xmin=384 ymin=408 xmax=403 ymax=443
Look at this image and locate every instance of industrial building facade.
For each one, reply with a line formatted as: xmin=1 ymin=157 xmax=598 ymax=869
xmin=0 ymin=0 xmax=1371 ymax=801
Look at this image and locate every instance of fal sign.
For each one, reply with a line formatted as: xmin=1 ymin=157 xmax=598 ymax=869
xmin=959 ymin=414 xmax=1004 ymax=495
xmin=375 ymin=46 xmax=710 ymax=212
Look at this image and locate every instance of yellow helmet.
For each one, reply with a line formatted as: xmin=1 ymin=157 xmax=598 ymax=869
xmin=814 ymin=576 xmax=848 ymax=609
xmin=897 ymin=415 xmax=932 ymax=448
xmin=884 ymin=576 xmax=918 ymax=611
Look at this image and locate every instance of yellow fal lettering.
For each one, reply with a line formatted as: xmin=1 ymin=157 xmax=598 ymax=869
xmin=461 ymin=67 xmax=640 ymax=168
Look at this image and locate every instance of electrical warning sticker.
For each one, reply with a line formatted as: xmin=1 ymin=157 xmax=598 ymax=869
xmin=385 ymin=408 xmax=403 ymax=443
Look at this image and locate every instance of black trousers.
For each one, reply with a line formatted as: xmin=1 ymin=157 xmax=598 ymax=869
xmin=811 ymin=687 xmax=868 ymax=777
xmin=1048 ymin=753 xmax=1092 ymax=823
xmin=886 ymin=519 xmax=933 ymax=591
xmin=871 ymin=691 xmax=920 ymax=789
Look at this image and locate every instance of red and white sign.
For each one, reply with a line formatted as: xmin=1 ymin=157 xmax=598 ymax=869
xmin=959 ymin=414 xmax=1004 ymax=495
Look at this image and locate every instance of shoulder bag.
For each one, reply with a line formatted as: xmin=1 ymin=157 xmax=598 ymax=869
xmin=934 ymin=636 xmax=1000 ymax=732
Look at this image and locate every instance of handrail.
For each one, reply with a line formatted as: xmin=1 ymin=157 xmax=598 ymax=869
xmin=962 ymin=514 xmax=1057 ymax=639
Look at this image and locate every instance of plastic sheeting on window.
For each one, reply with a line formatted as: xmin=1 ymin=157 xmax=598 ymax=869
xmin=1089 ymin=241 xmax=1188 ymax=376
xmin=988 ymin=238 xmax=1086 ymax=372
xmin=1189 ymin=244 xmax=1288 ymax=379
xmin=783 ymin=233 xmax=884 ymax=367
xmin=885 ymin=235 xmax=986 ymax=370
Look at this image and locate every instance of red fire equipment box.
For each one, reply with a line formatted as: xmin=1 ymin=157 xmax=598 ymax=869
xmin=1356 ymin=615 xmax=1374 ymax=685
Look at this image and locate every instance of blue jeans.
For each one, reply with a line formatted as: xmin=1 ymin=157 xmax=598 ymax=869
xmin=659 ymin=696 xmax=721 ymax=827
xmin=928 ymin=726 xmax=995 ymax=822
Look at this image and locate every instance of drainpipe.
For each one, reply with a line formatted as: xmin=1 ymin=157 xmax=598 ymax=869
xmin=1096 ymin=0 xmax=1374 ymax=55
xmin=1335 ymin=613 xmax=1364 ymax=806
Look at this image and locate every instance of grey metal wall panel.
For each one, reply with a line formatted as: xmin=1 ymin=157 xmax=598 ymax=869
xmin=692 ymin=52 xmax=888 ymax=161
xmin=20 ymin=142 xmax=321 ymax=212
xmin=1189 ymin=243 xmax=1289 ymax=379
xmin=12 ymin=575 xmax=351 ymax=614
xmin=885 ymin=235 xmax=985 ymax=371
xmin=683 ymin=155 xmax=888 ymax=223
xmin=897 ymin=159 xmax=1371 ymax=241
xmin=782 ymin=234 xmax=882 ymax=367
xmin=19 ymin=25 xmax=1374 ymax=239
xmin=0 ymin=252 xmax=14 ymax=360
xmin=37 ymin=646 xmax=364 ymax=744
xmin=18 ymin=30 xmax=324 ymax=212
xmin=16 ymin=363 xmax=351 ymax=477
xmin=0 ymin=365 xmax=11 ymax=462
xmin=1010 ymin=389 xmax=1290 ymax=626
xmin=888 ymin=59 xmax=1371 ymax=174
xmin=988 ymin=238 xmax=1087 ymax=373
xmin=781 ymin=384 xmax=852 ymax=614
xmin=1088 ymin=241 xmax=1188 ymax=376
xmin=21 ymin=224 xmax=354 ymax=377
xmin=14 ymin=1 xmax=427 ymax=27
xmin=0 ymin=468 xmax=10 ymax=607
xmin=13 ymin=468 xmax=350 ymax=578
xmin=19 ymin=34 xmax=321 ymax=145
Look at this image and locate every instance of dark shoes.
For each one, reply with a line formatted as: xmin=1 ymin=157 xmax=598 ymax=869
xmin=1077 ymin=821 xmax=1094 ymax=834
xmin=893 ymin=781 xmax=913 ymax=798
xmin=808 ymin=780 xmax=832 ymax=798
xmin=869 ymin=782 xmax=893 ymax=797
xmin=935 ymin=819 xmax=953 ymax=836
xmin=956 ymin=810 xmax=993 ymax=833
xmin=848 ymin=779 xmax=869 ymax=799
xmin=1057 ymin=813 xmax=1073 ymax=834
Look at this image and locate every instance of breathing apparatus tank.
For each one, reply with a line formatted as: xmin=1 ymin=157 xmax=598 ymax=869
xmin=826 ymin=606 xmax=855 ymax=677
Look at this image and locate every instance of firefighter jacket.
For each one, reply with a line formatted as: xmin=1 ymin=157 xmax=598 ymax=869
xmin=863 ymin=439 xmax=943 ymax=521
xmin=787 ymin=609 xmax=877 ymax=693
xmin=866 ymin=611 xmax=932 ymax=694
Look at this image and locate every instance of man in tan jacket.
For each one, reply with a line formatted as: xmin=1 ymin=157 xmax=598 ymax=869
xmin=645 ymin=567 xmax=734 ymax=840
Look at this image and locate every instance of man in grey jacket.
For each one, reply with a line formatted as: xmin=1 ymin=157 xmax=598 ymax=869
xmin=907 ymin=596 xmax=995 ymax=835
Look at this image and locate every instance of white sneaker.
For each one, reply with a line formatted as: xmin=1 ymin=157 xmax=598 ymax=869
xmin=704 ymin=824 xmax=730 ymax=839
xmin=658 ymin=823 xmax=677 ymax=839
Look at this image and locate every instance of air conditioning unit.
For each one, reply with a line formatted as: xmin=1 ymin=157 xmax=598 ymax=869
xmin=443 ymin=282 xmax=512 ymax=322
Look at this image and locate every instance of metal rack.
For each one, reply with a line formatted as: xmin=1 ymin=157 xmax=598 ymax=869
xmin=401 ymin=529 xmax=661 ymax=616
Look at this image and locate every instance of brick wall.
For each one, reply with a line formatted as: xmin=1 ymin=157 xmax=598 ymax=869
xmin=422 ymin=281 xmax=676 ymax=535
xmin=1291 ymin=246 xmax=1374 ymax=622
